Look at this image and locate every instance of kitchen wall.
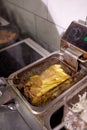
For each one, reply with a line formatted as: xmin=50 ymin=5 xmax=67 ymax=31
xmin=0 ymin=0 xmax=87 ymax=52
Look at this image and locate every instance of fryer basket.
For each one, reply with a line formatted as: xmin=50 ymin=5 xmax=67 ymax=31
xmin=8 ymin=53 xmax=86 ymax=108
xmin=7 ymin=53 xmax=87 ymax=130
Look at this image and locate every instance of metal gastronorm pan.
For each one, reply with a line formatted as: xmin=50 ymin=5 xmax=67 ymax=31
xmin=7 ymin=52 xmax=87 ymax=130
xmin=8 ymin=52 xmax=87 ymax=113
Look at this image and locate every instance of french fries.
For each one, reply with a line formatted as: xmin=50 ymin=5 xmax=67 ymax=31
xmin=24 ymin=64 xmax=71 ymax=106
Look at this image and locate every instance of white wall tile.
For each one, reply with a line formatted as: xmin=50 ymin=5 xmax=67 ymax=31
xmin=1 ymin=0 xmax=9 ymax=2
xmin=7 ymin=0 xmax=24 ymax=8
xmin=14 ymin=7 xmax=36 ymax=37
xmin=23 ymin=0 xmax=48 ymax=19
xmin=2 ymin=1 xmax=36 ymax=37
xmin=48 ymin=0 xmax=87 ymax=29
xmin=36 ymin=17 xmax=62 ymax=52
xmin=7 ymin=0 xmax=17 ymax=4
xmin=15 ymin=0 xmax=24 ymax=8
xmin=2 ymin=1 xmax=17 ymax=21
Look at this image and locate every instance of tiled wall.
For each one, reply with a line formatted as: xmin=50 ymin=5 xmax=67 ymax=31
xmin=1 ymin=0 xmax=87 ymax=52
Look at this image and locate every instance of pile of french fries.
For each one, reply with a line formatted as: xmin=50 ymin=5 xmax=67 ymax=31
xmin=24 ymin=64 xmax=71 ymax=105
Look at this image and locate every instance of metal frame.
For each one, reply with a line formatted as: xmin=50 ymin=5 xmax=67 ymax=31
xmin=0 ymin=38 xmax=50 ymax=57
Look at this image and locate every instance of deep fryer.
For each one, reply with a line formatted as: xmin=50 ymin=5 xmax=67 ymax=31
xmin=1 ymin=21 xmax=87 ymax=130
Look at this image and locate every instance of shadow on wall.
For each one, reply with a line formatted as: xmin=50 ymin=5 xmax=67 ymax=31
xmin=0 ymin=0 xmax=62 ymax=52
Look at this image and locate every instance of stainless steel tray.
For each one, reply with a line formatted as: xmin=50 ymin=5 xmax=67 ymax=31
xmin=8 ymin=53 xmax=87 ymax=112
xmin=7 ymin=52 xmax=87 ymax=130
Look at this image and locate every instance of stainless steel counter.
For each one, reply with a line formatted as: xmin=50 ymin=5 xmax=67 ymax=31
xmin=0 ymin=108 xmax=31 ymax=130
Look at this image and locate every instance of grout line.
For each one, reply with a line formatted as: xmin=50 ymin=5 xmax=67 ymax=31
xmin=34 ymin=15 xmax=37 ymax=39
xmin=47 ymin=0 xmax=49 ymax=20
